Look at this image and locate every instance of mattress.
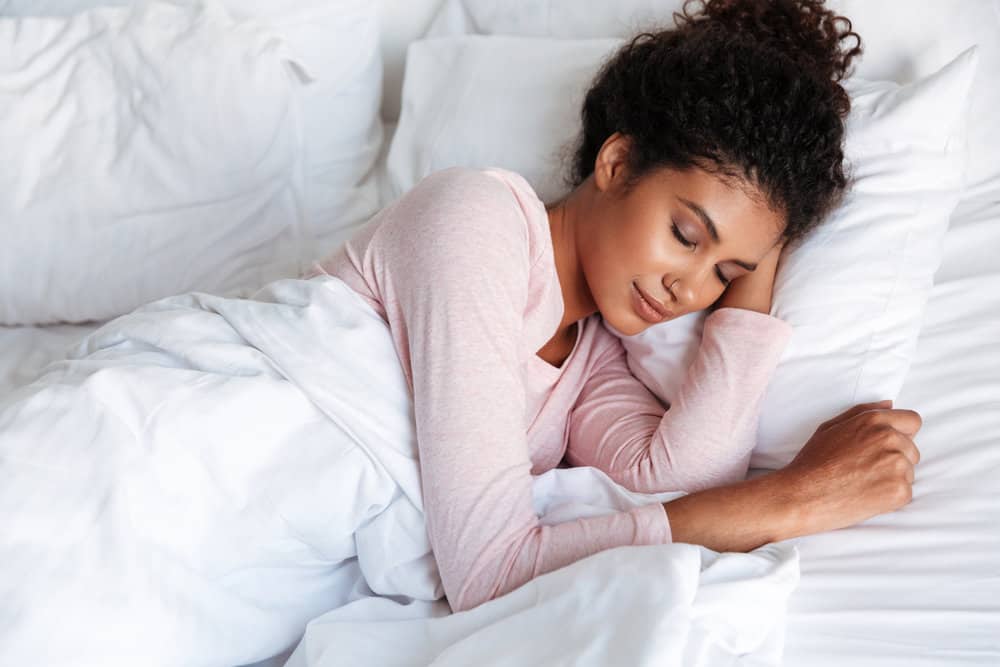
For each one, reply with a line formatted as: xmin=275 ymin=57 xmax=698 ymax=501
xmin=1 ymin=175 xmax=997 ymax=665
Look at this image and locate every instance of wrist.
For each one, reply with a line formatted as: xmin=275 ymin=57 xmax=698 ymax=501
xmin=755 ymin=468 xmax=810 ymax=542
xmin=713 ymin=285 xmax=773 ymax=314
xmin=712 ymin=300 xmax=772 ymax=315
xmin=661 ymin=468 xmax=810 ymax=552
xmin=713 ymin=256 xmax=778 ymax=314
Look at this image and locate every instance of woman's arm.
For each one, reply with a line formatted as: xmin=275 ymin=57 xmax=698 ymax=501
xmin=662 ymin=468 xmax=801 ymax=552
xmin=565 ymin=307 xmax=793 ymax=494
xmin=711 ymin=239 xmax=783 ymax=314
xmin=662 ymin=399 xmax=923 ymax=552
xmin=565 ymin=237 xmax=790 ymax=494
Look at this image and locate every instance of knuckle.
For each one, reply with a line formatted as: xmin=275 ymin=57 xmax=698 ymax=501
xmin=891 ymin=480 xmax=912 ymax=505
xmin=861 ymin=411 xmax=882 ymax=426
xmin=867 ymin=422 xmax=895 ymax=444
xmin=890 ymin=429 xmax=911 ymax=447
xmin=882 ymin=425 xmax=901 ymax=443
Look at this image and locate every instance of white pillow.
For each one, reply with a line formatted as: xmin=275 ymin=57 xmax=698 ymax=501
xmin=387 ymin=36 xmax=621 ymax=203
xmin=217 ymin=0 xmax=385 ymax=258
xmin=425 ymin=0 xmax=1000 ymax=201
xmin=0 ymin=2 xmax=311 ymax=325
xmin=386 ymin=34 xmax=977 ymax=469
xmin=0 ymin=0 xmax=385 ymax=323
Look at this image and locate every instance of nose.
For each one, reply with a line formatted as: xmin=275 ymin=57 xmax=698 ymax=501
xmin=664 ymin=270 xmax=708 ymax=309
xmin=671 ymin=280 xmax=697 ymax=308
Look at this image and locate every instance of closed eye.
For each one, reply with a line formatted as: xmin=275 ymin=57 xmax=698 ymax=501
xmin=671 ymin=222 xmax=695 ymax=249
xmin=671 ymin=222 xmax=731 ymax=286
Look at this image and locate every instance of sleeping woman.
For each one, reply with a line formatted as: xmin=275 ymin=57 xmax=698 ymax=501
xmin=0 ymin=3 xmax=935 ymax=663
xmin=306 ymin=0 xmax=923 ymax=612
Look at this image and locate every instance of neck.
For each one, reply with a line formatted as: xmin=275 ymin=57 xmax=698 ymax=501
xmin=545 ymin=186 xmax=598 ymax=335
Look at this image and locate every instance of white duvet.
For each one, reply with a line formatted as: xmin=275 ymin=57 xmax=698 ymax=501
xmin=0 ymin=275 xmax=800 ymax=667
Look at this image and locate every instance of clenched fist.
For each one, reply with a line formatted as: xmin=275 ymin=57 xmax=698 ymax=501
xmin=777 ymin=399 xmax=923 ymax=534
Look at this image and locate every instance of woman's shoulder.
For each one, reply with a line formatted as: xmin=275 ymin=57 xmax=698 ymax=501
xmin=417 ymin=165 xmax=537 ymax=194
xmin=408 ymin=166 xmax=544 ymax=219
xmin=385 ymin=166 xmax=551 ymax=263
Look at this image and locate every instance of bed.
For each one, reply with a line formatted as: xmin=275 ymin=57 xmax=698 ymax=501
xmin=1 ymin=1 xmax=998 ymax=665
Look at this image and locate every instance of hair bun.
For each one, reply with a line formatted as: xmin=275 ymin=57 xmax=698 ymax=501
xmin=675 ymin=0 xmax=862 ymax=85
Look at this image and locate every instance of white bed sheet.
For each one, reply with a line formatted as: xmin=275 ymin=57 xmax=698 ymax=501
xmin=1 ymin=175 xmax=997 ymax=666
xmin=0 ymin=321 xmax=100 ymax=397
xmin=775 ymin=201 xmax=1000 ymax=665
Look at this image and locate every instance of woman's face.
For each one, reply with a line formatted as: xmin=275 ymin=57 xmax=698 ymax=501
xmin=578 ymin=133 xmax=785 ymax=336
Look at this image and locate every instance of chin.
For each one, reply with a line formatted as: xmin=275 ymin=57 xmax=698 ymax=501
xmin=598 ymin=310 xmax=647 ymax=338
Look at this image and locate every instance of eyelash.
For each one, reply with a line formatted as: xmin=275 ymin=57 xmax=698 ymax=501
xmin=671 ymin=222 xmax=731 ymax=286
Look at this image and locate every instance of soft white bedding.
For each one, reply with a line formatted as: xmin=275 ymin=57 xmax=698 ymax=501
xmin=0 ymin=275 xmax=437 ymax=665
xmin=2 ymin=206 xmax=996 ymax=667
xmin=0 ymin=322 xmax=99 ymax=396
xmin=2 ymin=160 xmax=999 ymax=667
xmin=776 ymin=207 xmax=1000 ymax=665
xmin=284 ymin=538 xmax=800 ymax=667
xmin=2 ymin=30 xmax=998 ymax=662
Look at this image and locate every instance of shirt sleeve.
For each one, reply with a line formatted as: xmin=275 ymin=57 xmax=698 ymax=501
xmin=565 ymin=308 xmax=793 ymax=494
xmin=372 ymin=168 xmax=671 ymax=613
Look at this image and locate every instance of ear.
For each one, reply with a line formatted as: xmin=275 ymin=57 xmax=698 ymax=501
xmin=593 ymin=132 xmax=632 ymax=194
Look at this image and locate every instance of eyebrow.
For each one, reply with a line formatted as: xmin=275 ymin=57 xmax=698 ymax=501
xmin=677 ymin=197 xmax=758 ymax=272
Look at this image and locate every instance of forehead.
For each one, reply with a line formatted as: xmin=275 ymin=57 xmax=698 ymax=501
xmin=638 ymin=166 xmax=785 ymax=250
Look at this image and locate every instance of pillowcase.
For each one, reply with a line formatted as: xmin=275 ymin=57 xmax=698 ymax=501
xmin=2 ymin=0 xmax=385 ymax=256
xmin=385 ymin=34 xmax=977 ymax=469
xmin=0 ymin=2 xmax=310 ymax=325
xmin=218 ymin=0 xmax=385 ymax=258
xmin=424 ymin=0 xmax=1000 ymax=201
xmin=0 ymin=0 xmax=385 ymax=324
xmin=386 ymin=36 xmax=621 ymax=203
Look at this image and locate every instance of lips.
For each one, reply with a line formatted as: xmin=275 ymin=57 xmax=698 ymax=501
xmin=634 ymin=282 xmax=672 ymax=319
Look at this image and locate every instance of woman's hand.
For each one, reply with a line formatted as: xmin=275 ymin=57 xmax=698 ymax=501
xmin=661 ymin=399 xmax=922 ymax=553
xmin=774 ymin=399 xmax=923 ymax=536
xmin=711 ymin=240 xmax=783 ymax=315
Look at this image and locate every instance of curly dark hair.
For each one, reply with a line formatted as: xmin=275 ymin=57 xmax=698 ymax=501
xmin=566 ymin=0 xmax=863 ymax=246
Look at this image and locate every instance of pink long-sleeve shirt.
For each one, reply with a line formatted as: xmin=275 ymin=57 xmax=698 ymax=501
xmin=305 ymin=166 xmax=793 ymax=613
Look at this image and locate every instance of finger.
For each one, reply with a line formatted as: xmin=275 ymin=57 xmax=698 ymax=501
xmin=898 ymin=434 xmax=921 ymax=466
xmin=818 ymin=399 xmax=893 ymax=432
xmin=763 ymin=242 xmax=784 ymax=261
xmin=892 ymin=435 xmax=921 ymax=466
xmin=878 ymin=409 xmax=923 ymax=437
xmin=905 ymin=463 xmax=915 ymax=484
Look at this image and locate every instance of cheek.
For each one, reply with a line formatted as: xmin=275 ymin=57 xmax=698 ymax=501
xmin=581 ymin=227 xmax=639 ymax=313
xmin=621 ymin=220 xmax=675 ymax=273
xmin=586 ymin=212 xmax=693 ymax=304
